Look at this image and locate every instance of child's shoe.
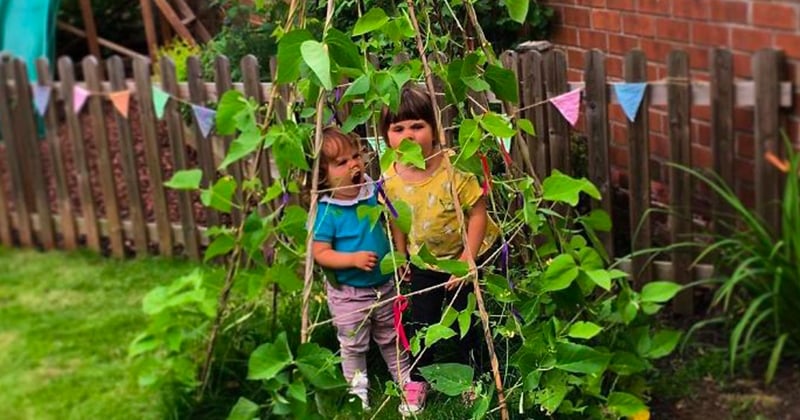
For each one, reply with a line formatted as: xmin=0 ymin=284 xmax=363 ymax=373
xmin=398 ymin=381 xmax=428 ymax=416
xmin=350 ymin=371 xmax=370 ymax=411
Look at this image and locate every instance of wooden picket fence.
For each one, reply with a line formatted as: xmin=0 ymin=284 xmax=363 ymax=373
xmin=0 ymin=48 xmax=793 ymax=313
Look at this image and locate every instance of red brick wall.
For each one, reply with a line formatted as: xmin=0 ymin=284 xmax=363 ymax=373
xmin=540 ymin=0 xmax=800 ymax=204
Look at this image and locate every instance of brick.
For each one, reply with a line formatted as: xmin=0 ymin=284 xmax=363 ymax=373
xmin=656 ymin=18 xmax=691 ymax=42
xmin=608 ymin=34 xmax=641 ymax=55
xmin=551 ymin=26 xmax=579 ymax=46
xmin=691 ymin=22 xmax=730 ymax=46
xmin=775 ymin=34 xmax=800 ymax=61
xmin=733 ymin=108 xmax=754 ymax=132
xmin=582 ymin=0 xmax=607 ymax=6
xmin=622 ymin=14 xmax=656 ymax=37
xmin=753 ymin=3 xmax=798 ymax=31
xmin=566 ymin=48 xmax=585 ymax=70
xmin=648 ymin=109 xmax=665 ymax=134
xmin=561 ymin=6 xmax=592 ymax=27
xmin=610 ymin=145 xmax=630 ymax=168
xmin=592 ymin=10 xmax=622 ymax=31
xmin=732 ymin=53 xmax=752 ymax=78
xmin=647 ymin=63 xmax=661 ymax=80
xmin=567 ymin=69 xmax=584 ymax=82
xmin=693 ymin=106 xmax=711 ymax=121
xmin=579 ymin=29 xmax=609 ymax=49
xmin=686 ymin=46 xmax=711 ymax=70
xmin=731 ymin=28 xmax=773 ymax=53
xmin=639 ymin=0 xmax=673 ymax=15
xmin=692 ymin=144 xmax=713 ymax=167
xmin=737 ymin=184 xmax=754 ymax=209
xmin=607 ymin=0 xmax=636 ymax=12
xmin=735 ymin=158 xmax=755 ymax=183
xmin=673 ymin=0 xmax=711 ymax=20
xmin=710 ymin=0 xmax=748 ymax=24
xmin=607 ymin=55 xmax=624 ymax=78
xmin=640 ymin=39 xmax=672 ymax=62
xmin=693 ymin=122 xmax=712 ymax=146
xmin=735 ymin=132 xmax=754 ymax=159
xmin=611 ymin=120 xmax=629 ymax=144
xmin=651 ymin=134 xmax=670 ymax=159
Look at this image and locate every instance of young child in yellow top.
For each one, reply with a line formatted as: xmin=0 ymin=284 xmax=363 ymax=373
xmin=380 ymin=84 xmax=500 ymax=414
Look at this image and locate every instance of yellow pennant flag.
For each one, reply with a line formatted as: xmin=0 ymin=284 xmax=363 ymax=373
xmin=108 ymin=90 xmax=131 ymax=118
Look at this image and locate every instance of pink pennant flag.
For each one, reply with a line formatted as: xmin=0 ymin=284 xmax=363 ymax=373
xmin=32 ymin=85 xmax=52 ymax=116
xmin=108 ymin=90 xmax=131 ymax=118
xmin=549 ymin=88 xmax=582 ymax=127
xmin=73 ymin=86 xmax=90 ymax=114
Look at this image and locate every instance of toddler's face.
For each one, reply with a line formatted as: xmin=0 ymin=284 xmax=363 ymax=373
xmin=386 ymin=119 xmax=435 ymax=159
xmin=325 ymin=143 xmax=365 ymax=198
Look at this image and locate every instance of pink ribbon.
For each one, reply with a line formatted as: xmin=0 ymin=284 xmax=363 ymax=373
xmin=393 ymin=295 xmax=410 ymax=351
xmin=480 ymin=154 xmax=492 ymax=196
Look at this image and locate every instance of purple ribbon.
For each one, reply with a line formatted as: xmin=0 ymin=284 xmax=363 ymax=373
xmin=375 ymin=179 xmax=398 ymax=219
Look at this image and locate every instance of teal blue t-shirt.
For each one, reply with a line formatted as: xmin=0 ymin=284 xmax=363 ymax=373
xmin=312 ymin=181 xmax=391 ymax=288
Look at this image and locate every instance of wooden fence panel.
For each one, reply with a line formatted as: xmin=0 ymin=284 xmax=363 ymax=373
xmin=84 ymin=56 xmax=124 ymax=258
xmin=583 ymin=49 xmax=614 ymax=257
xmin=501 ymin=50 xmax=531 ymax=175
xmin=241 ymin=55 xmax=274 ymax=195
xmin=711 ymin=49 xmax=735 ymax=238
xmin=160 ymin=57 xmax=200 ymax=260
xmin=59 ymin=57 xmax=101 ymax=251
xmin=518 ymin=50 xmax=549 ymax=178
xmin=108 ymin=56 xmax=148 ymax=256
xmin=187 ymin=56 xmax=219 ymax=228
xmin=544 ymin=50 xmax=570 ymax=174
xmin=13 ymin=60 xmax=55 ymax=249
xmin=216 ymin=55 xmax=243 ymax=226
xmin=624 ymin=50 xmax=652 ymax=286
xmin=753 ymin=49 xmax=783 ymax=235
xmin=0 ymin=59 xmax=25 ymax=245
xmin=667 ymin=50 xmax=694 ymax=314
xmin=133 ymin=56 xmax=173 ymax=255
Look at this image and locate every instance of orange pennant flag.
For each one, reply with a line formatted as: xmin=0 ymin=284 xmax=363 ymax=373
xmin=108 ymin=90 xmax=131 ymax=118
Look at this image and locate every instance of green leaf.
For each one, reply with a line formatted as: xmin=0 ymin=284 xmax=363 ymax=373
xmin=226 ymin=397 xmax=259 ymax=420
xmin=534 ymin=370 xmax=568 ymax=414
xmin=341 ymin=74 xmax=370 ymax=102
xmin=458 ymin=294 xmax=476 ymax=338
xmin=296 ymin=343 xmax=346 ymax=390
xmin=353 ymin=7 xmax=389 ymax=36
xmin=579 ymin=209 xmax=612 ymax=232
xmin=479 ymin=112 xmax=516 ymax=138
xmin=341 ymin=103 xmax=371 ymax=133
xmin=273 ymin=132 xmax=310 ymax=177
xmin=505 ymin=0 xmax=530 ymax=24
xmin=380 ymin=251 xmax=407 ymax=275
xmin=300 ymin=40 xmax=332 ymax=90
xmin=567 ymin=321 xmax=603 ymax=340
xmin=441 ymin=306 xmax=458 ymax=327
xmin=641 ymin=281 xmax=683 ymax=303
xmin=356 ymin=204 xmax=382 ymax=228
xmin=542 ymin=170 xmax=602 ymax=205
xmin=215 ymin=90 xmax=247 ymax=135
xmin=204 ymin=233 xmax=235 ymax=262
xmin=646 ymin=330 xmax=681 ymax=359
xmin=276 ymin=29 xmax=314 ymax=83
xmin=607 ymin=392 xmax=647 ymax=417
xmin=517 ymin=118 xmax=535 ymax=136
xmin=766 ymin=333 xmax=789 ymax=384
xmin=248 ymin=332 xmax=293 ymax=380
xmin=397 ymin=139 xmax=426 ymax=169
xmin=287 ymin=380 xmax=307 ymax=403
xmin=393 ymin=199 xmax=413 ymax=234
xmin=325 ymin=28 xmax=362 ymax=71
xmin=220 ymin=128 xmax=262 ymax=170
xmin=585 ymin=269 xmax=611 ymax=291
xmin=609 ymin=351 xmax=649 ymax=375
xmin=380 ymin=148 xmax=396 ymax=172
xmin=201 ymin=176 xmax=237 ymax=213
xmin=554 ymin=342 xmax=611 ymax=374
xmin=485 ymin=64 xmax=519 ymax=103
xmin=426 ymin=324 xmax=457 ymax=348
xmin=164 ymin=169 xmax=202 ymax=190
xmin=541 ymin=254 xmax=579 ymax=292
xmin=456 ymin=119 xmax=482 ymax=162
xmin=435 ymin=259 xmax=470 ymax=277
xmin=265 ymin=264 xmax=303 ymax=293
xmin=418 ymin=363 xmax=474 ymax=396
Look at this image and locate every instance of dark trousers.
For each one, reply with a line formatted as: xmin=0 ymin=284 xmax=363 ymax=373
xmin=408 ymin=266 xmax=483 ymax=382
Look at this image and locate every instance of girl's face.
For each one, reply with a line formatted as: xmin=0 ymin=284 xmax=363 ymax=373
xmin=386 ymin=119 xmax=435 ymax=159
xmin=324 ymin=143 xmax=365 ymax=199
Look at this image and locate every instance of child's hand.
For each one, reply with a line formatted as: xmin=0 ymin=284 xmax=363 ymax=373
xmin=399 ymin=263 xmax=412 ymax=282
xmin=351 ymin=251 xmax=378 ymax=271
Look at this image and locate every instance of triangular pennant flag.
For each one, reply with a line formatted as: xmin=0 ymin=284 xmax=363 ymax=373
xmin=152 ymin=86 xmax=170 ymax=119
xmin=108 ymin=90 xmax=131 ymax=118
xmin=192 ymin=104 xmax=216 ymax=138
xmin=33 ymin=85 xmax=52 ymax=116
xmin=613 ymin=82 xmax=648 ymax=122
xmin=73 ymin=86 xmax=90 ymax=114
xmin=549 ymin=88 xmax=582 ymax=127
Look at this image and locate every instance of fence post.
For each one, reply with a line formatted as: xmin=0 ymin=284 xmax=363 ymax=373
xmin=583 ymin=49 xmax=614 ymax=258
xmin=710 ymin=49 xmax=735 ymax=238
xmin=84 ymin=56 xmax=125 ymax=258
xmin=667 ymin=50 xmax=694 ymax=314
xmin=187 ymin=56 xmax=220 ymax=228
xmin=108 ymin=56 xmax=149 ymax=256
xmin=160 ymin=57 xmax=200 ymax=260
xmin=59 ymin=56 xmax=102 ymax=252
xmin=0 ymin=59 xmax=26 ymax=246
xmin=217 ymin=55 xmax=244 ymax=226
xmin=624 ymin=50 xmax=652 ymax=286
xmin=241 ymin=55 xmax=275 ymax=198
xmin=518 ymin=49 xmax=549 ymax=178
xmin=544 ymin=49 xmax=570 ymax=174
xmin=753 ymin=49 xmax=783 ymax=236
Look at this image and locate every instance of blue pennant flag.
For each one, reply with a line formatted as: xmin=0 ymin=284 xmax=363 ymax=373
xmin=192 ymin=105 xmax=216 ymax=139
xmin=613 ymin=83 xmax=648 ymax=122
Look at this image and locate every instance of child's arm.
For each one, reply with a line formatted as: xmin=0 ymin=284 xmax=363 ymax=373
xmin=312 ymin=241 xmax=377 ymax=271
xmin=462 ymin=196 xmax=488 ymax=261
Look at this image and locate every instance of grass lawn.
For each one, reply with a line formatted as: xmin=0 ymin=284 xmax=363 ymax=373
xmin=0 ymin=247 xmax=200 ymax=420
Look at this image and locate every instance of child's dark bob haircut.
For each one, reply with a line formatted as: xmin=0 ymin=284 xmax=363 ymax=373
xmin=379 ymin=83 xmax=438 ymax=145
xmin=318 ymin=126 xmax=360 ymax=190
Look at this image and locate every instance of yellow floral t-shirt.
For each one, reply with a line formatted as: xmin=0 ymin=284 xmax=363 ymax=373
xmin=383 ymin=159 xmax=500 ymax=260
